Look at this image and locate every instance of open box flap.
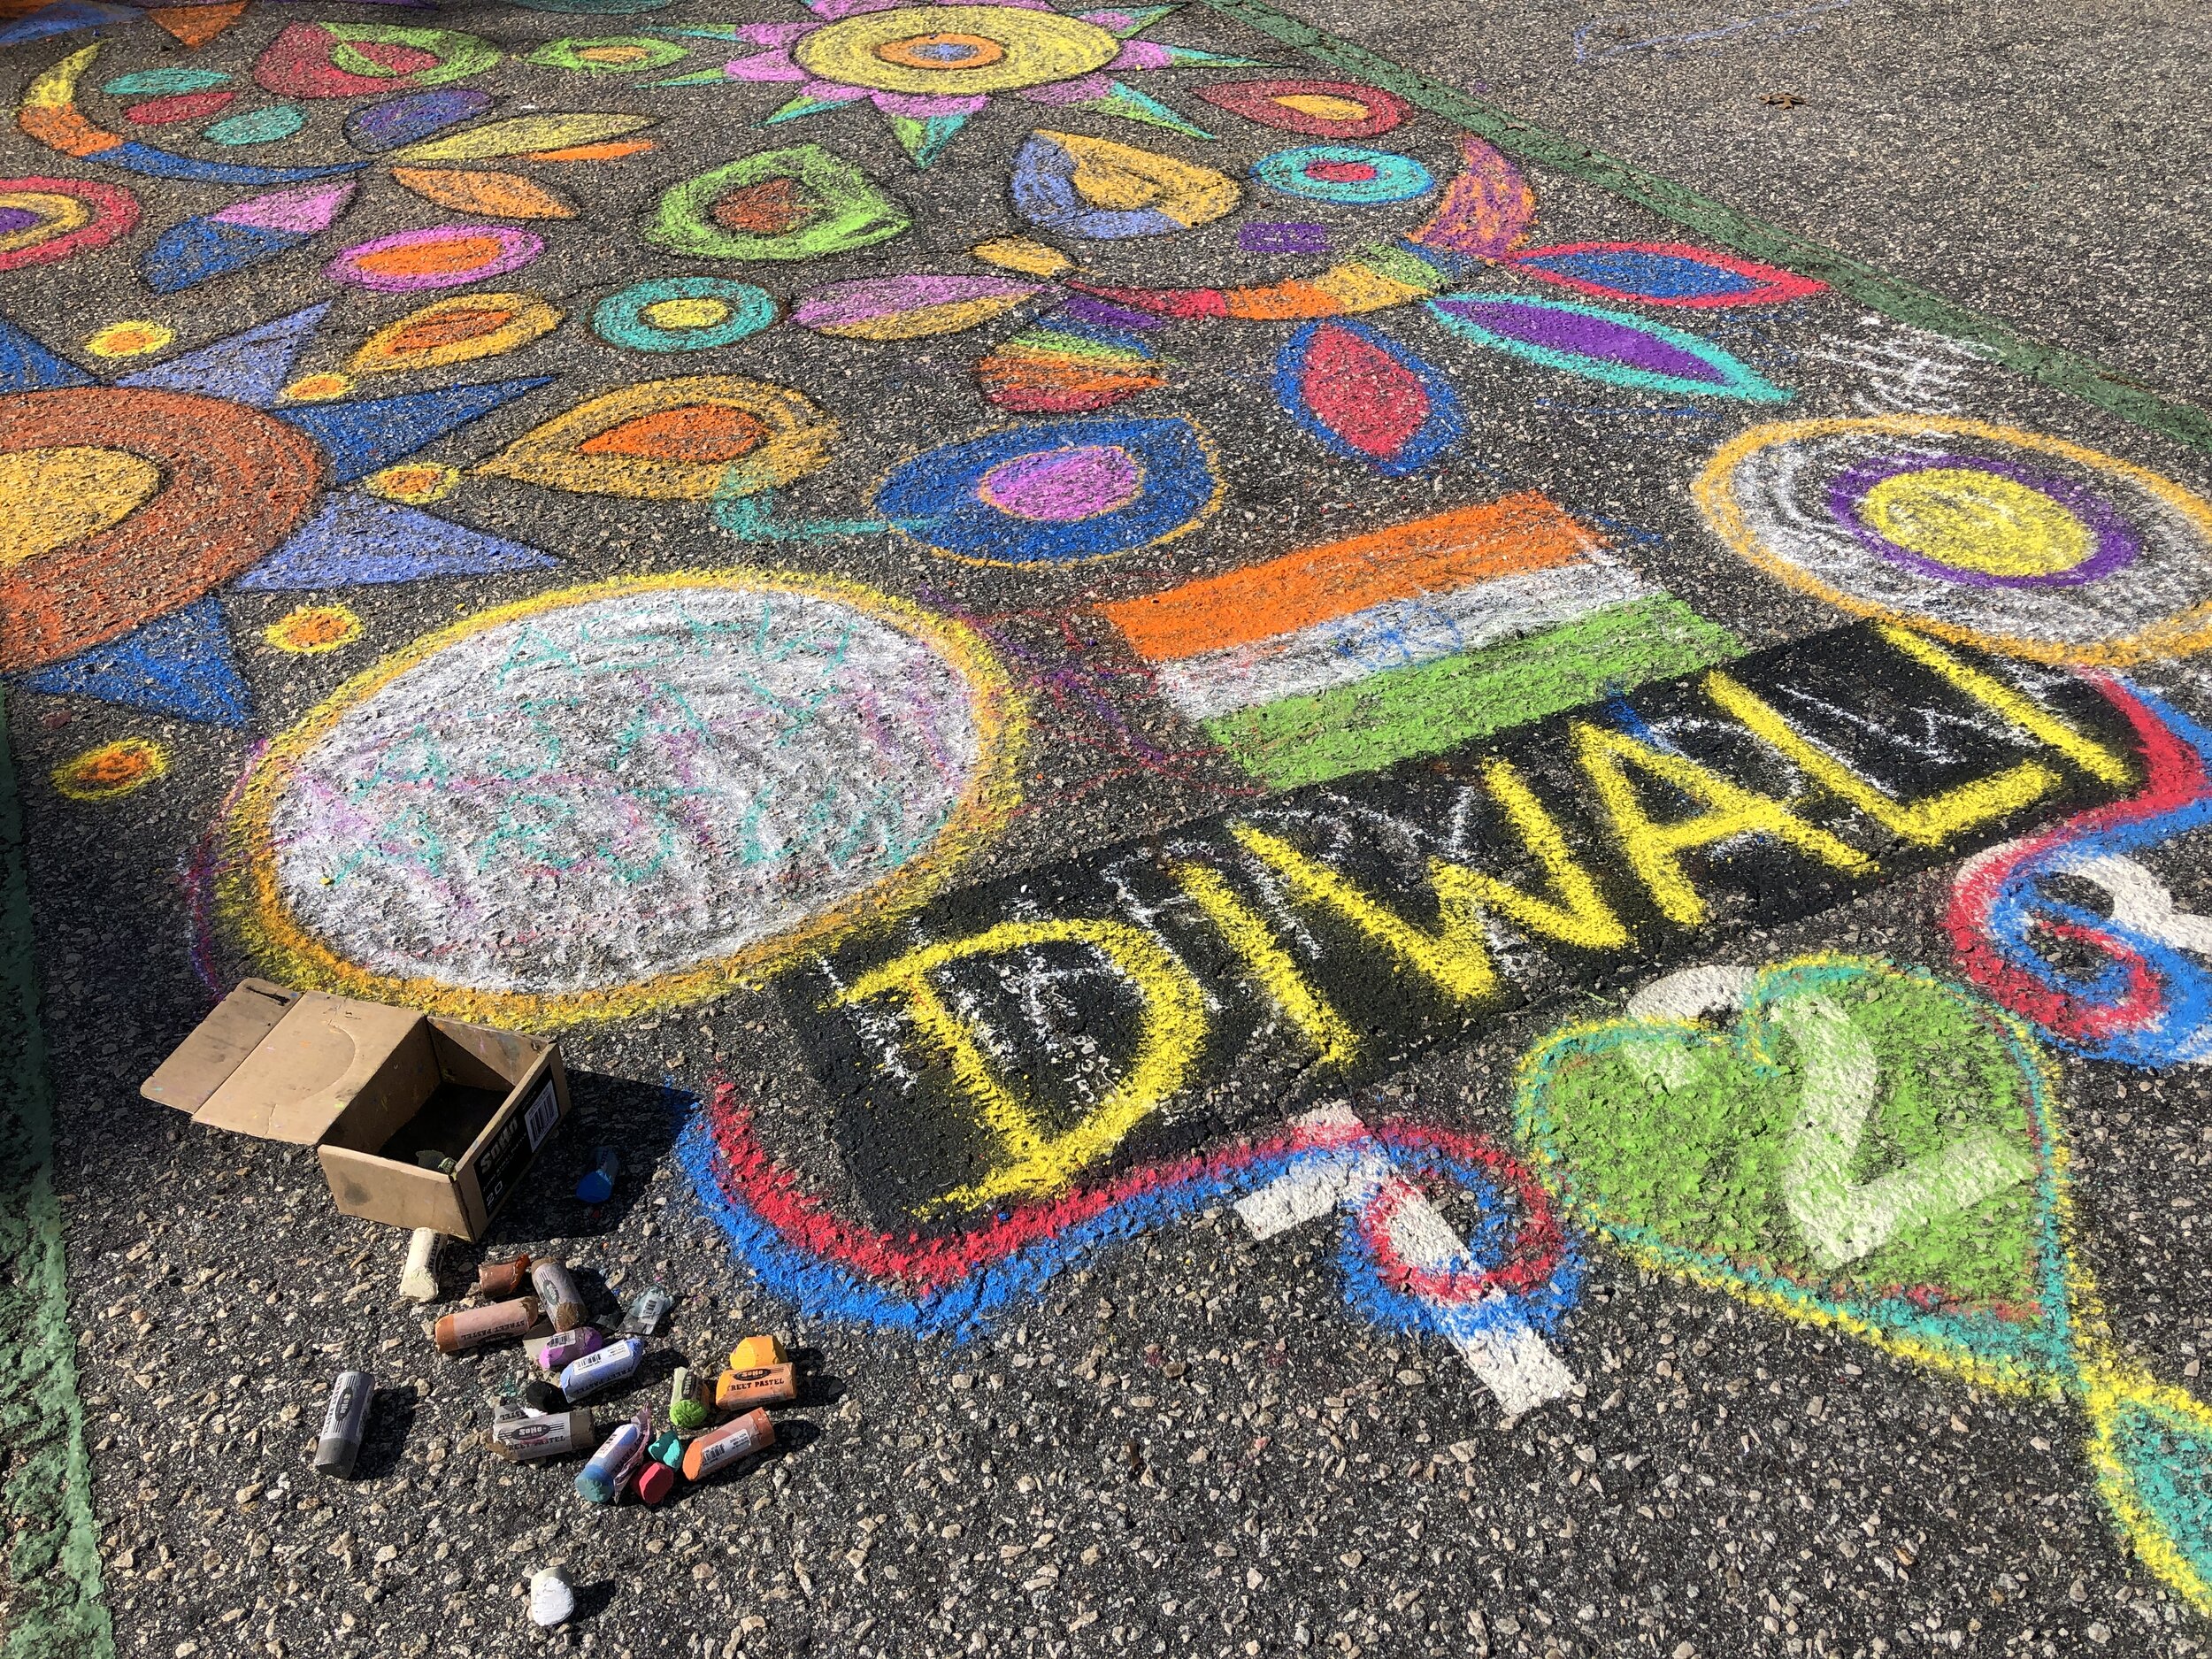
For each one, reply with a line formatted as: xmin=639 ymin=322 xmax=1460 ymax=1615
xmin=191 ymin=993 xmax=426 ymax=1146
xmin=139 ymin=979 xmax=299 ymax=1115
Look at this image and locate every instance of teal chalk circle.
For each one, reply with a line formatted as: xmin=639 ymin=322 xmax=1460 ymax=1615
xmin=592 ymin=278 xmax=779 ymax=352
xmin=102 ymin=68 xmax=232 ymax=96
xmin=1253 ymin=144 xmax=1434 ymax=205
xmin=204 ymin=104 xmax=307 ymax=147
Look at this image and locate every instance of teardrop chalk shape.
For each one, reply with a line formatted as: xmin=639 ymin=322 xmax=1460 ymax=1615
xmin=1425 ymin=292 xmax=1789 ymax=401
xmin=1272 ymin=317 xmax=1463 ymax=476
xmin=1504 ymin=241 xmax=1828 ymax=309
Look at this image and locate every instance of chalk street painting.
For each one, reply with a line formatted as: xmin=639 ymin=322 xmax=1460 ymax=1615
xmin=9 ymin=0 xmax=2212 ymax=1622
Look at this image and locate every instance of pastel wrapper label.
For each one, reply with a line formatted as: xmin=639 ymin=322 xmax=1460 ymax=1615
xmin=558 ymin=1335 xmax=642 ymax=1400
xmin=682 ymin=1408 xmax=775 ymax=1480
xmin=490 ymin=1409 xmax=594 ymax=1462
xmin=715 ymin=1363 xmax=796 ymax=1410
xmin=434 ymin=1295 xmax=540 ymax=1353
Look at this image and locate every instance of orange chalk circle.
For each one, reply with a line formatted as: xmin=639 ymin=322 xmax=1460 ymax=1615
xmin=364 ymin=462 xmax=461 ymax=503
xmin=263 ymin=603 xmax=364 ymax=655
xmin=83 ymin=319 xmax=174 ymax=358
xmin=51 ymin=736 xmax=167 ymax=802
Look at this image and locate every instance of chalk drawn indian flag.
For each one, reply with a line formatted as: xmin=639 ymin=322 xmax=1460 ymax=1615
xmin=1098 ymin=493 xmax=1740 ymax=788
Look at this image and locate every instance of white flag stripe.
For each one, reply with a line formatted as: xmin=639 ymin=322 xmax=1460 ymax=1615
xmin=1152 ymin=557 xmax=1654 ymax=721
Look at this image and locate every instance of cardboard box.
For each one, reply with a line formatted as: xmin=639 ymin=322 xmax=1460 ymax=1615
xmin=141 ymin=979 xmax=570 ymax=1240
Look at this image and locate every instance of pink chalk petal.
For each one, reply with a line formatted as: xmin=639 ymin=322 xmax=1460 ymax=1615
xmin=1109 ymin=41 xmax=1172 ymax=69
xmin=807 ymin=0 xmax=903 ymax=16
xmin=798 ymin=79 xmax=876 ymax=101
xmin=1020 ymin=73 xmax=1113 ymax=103
xmin=723 ymin=49 xmax=809 ymax=81
xmin=211 ymin=180 xmax=356 ymax=234
xmin=735 ymin=20 xmax=818 ymax=45
xmin=872 ymin=91 xmax=990 ymax=116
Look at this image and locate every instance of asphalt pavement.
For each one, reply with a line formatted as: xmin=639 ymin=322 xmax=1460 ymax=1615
xmin=3 ymin=0 xmax=2211 ymax=1655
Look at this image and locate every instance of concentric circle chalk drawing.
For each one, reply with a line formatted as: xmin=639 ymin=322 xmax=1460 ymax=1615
xmin=1252 ymin=143 xmax=1432 ymax=205
xmin=644 ymin=143 xmax=910 ymax=260
xmin=0 ymin=174 xmax=138 ymax=272
xmin=1271 ymin=317 xmax=1463 ymax=476
xmin=219 ymin=570 xmax=1024 ymax=1025
xmin=261 ymin=603 xmax=364 ymax=655
xmin=660 ymin=1 xmax=1263 ymax=167
xmin=347 ymin=293 xmax=564 ymax=375
xmin=0 ymin=386 xmax=321 ymax=673
xmin=591 ymin=277 xmax=778 ymax=352
xmin=1010 ymin=129 xmax=1239 ymax=239
xmin=326 ymin=225 xmax=544 ymax=292
xmin=50 ymin=736 xmax=167 ymax=803
xmin=1194 ymin=77 xmax=1409 ymax=137
xmin=875 ymin=415 xmax=1221 ymax=565
xmin=681 ymin=1087 xmax=1581 ymax=1412
xmin=476 ymin=374 xmax=838 ymax=499
xmin=1517 ymin=954 xmax=2212 ymax=1617
xmin=82 ymin=320 xmax=173 ymax=359
xmin=789 ymin=274 xmax=1042 ymax=340
xmin=1950 ymin=675 xmax=2212 ymax=1067
xmin=1501 ymin=240 xmax=1828 ymax=308
xmin=0 ymin=302 xmax=556 ymax=689
xmin=1697 ymin=416 xmax=2212 ymax=663
xmin=526 ymin=35 xmax=688 ymax=74
xmin=1425 ymin=291 xmax=1788 ymax=400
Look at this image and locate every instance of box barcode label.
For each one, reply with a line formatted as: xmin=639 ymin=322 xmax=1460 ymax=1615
xmin=523 ymin=1079 xmax=558 ymax=1151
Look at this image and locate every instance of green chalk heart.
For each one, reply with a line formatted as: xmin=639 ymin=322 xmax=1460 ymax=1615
xmin=1517 ymin=958 xmax=2055 ymax=1318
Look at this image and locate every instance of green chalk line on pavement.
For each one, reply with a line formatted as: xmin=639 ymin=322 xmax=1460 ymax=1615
xmin=0 ymin=687 xmax=112 ymax=1659
xmin=1195 ymin=0 xmax=2212 ymax=457
xmin=1203 ymin=595 xmax=1739 ymax=789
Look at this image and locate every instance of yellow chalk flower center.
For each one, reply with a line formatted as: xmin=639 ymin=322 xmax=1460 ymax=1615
xmin=0 ymin=446 xmax=162 ymax=567
xmin=1859 ymin=468 xmax=2093 ymax=578
xmin=639 ymin=296 xmax=733 ymax=330
xmin=795 ymin=4 xmax=1118 ymax=96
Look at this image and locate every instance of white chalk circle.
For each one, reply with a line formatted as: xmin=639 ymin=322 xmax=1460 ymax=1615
xmin=227 ymin=572 xmax=1021 ymax=1024
xmin=1694 ymin=416 xmax=2212 ymax=664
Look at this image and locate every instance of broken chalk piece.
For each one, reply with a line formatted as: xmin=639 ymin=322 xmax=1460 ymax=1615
xmin=528 ymin=1568 xmax=575 ymax=1629
xmin=576 ymin=1147 xmax=619 ymax=1205
xmin=728 ymin=1333 xmax=787 ymax=1371
xmin=433 ymin=1295 xmax=541 ymax=1355
xmin=532 ymin=1325 xmax=603 ymax=1375
xmin=636 ymin=1459 xmax=677 ymax=1507
xmin=668 ymin=1367 xmax=710 ymax=1432
xmin=574 ymin=1409 xmax=649 ymax=1503
xmin=558 ymin=1334 xmax=642 ymax=1402
xmin=646 ymin=1426 xmax=684 ymax=1468
xmin=715 ymin=1363 xmax=797 ymax=1412
xmin=530 ymin=1260 xmax=588 ymax=1333
xmin=681 ymin=1407 xmax=775 ymax=1483
xmin=523 ymin=1379 xmax=568 ymax=1415
xmin=399 ymin=1228 xmax=442 ymax=1305
xmin=314 ymin=1370 xmax=372 ymax=1479
xmin=490 ymin=1408 xmax=595 ymax=1463
xmin=619 ymin=1283 xmax=672 ymax=1336
xmin=470 ymin=1252 xmax=531 ymax=1299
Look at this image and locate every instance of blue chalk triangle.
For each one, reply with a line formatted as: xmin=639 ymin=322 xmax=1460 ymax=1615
xmin=0 ymin=316 xmax=92 ymax=392
xmin=237 ymin=491 xmax=559 ymax=589
xmin=137 ymin=218 xmax=304 ymax=296
xmin=119 ymin=304 xmax=330 ymax=407
xmin=0 ymin=0 xmax=135 ymax=46
xmin=15 ymin=596 xmax=249 ymax=727
xmin=276 ymin=378 xmax=551 ymax=483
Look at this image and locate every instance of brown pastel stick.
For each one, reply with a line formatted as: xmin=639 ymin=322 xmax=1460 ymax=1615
xmin=433 ymin=1295 xmax=541 ymax=1354
xmin=682 ymin=1408 xmax=775 ymax=1482
xmin=530 ymin=1260 xmax=588 ymax=1333
xmin=714 ymin=1363 xmax=797 ymax=1411
xmin=471 ymin=1253 xmax=531 ymax=1298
